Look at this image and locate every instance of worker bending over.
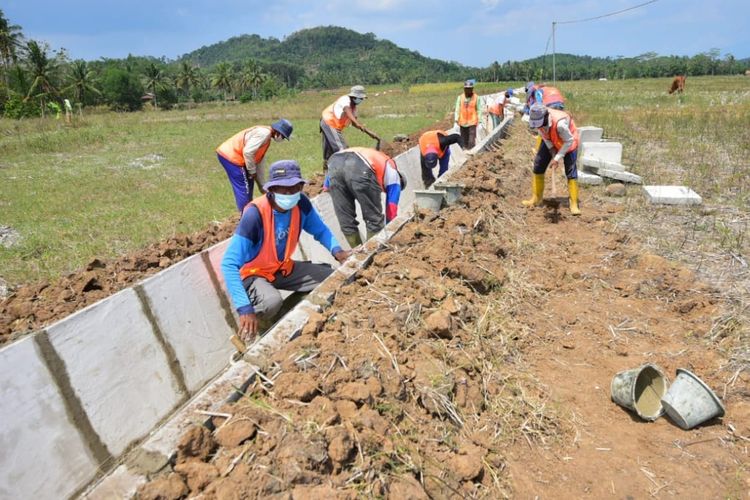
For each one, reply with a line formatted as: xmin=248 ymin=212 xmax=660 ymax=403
xmin=418 ymin=130 xmax=463 ymax=188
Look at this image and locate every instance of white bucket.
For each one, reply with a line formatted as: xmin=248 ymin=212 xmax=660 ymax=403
xmin=661 ymin=369 xmax=725 ymax=430
xmin=414 ymin=190 xmax=446 ymax=212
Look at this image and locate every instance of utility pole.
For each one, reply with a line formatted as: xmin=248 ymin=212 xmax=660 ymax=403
xmin=552 ymin=21 xmax=557 ymax=84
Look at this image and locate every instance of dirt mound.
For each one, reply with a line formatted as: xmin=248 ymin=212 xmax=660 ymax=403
xmin=136 ymin=123 xmax=749 ymax=497
xmin=0 ymin=218 xmax=237 ymax=344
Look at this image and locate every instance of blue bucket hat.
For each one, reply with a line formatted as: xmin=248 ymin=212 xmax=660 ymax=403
xmin=271 ymin=118 xmax=293 ymax=140
xmin=263 ymin=160 xmax=307 ymax=191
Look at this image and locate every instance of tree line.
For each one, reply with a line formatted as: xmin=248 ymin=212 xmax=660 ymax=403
xmin=1 ymin=12 xmax=747 ymax=119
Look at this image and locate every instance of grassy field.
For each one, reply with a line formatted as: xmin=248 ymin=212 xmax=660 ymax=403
xmin=1 ymin=76 xmax=748 ymax=287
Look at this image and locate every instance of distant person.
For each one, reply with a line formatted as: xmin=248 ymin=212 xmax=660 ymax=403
xmin=523 ymin=104 xmax=581 ymax=216
xmin=320 ymin=85 xmax=381 ymax=189
xmin=216 ymin=119 xmax=293 ymax=212
xmin=221 ymin=160 xmax=351 ymax=341
xmin=487 ymin=88 xmax=514 ymax=129
xmin=418 ymin=130 xmax=463 ymax=187
xmin=454 ymin=79 xmax=482 ymax=149
xmin=327 ymin=147 xmax=406 ymax=248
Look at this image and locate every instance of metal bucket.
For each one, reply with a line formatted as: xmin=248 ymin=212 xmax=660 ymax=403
xmin=611 ymin=363 xmax=669 ymax=421
xmin=414 ymin=190 xmax=446 ymax=212
xmin=434 ymin=183 xmax=464 ymax=205
xmin=661 ymin=369 xmax=725 ymax=430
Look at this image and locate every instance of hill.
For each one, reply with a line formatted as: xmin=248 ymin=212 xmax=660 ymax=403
xmin=180 ymin=26 xmax=471 ymax=88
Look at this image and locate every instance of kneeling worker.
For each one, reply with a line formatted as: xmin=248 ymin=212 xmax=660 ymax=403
xmin=221 ymin=160 xmax=351 ymax=341
xmin=418 ymin=130 xmax=463 ymax=188
xmin=328 ymin=147 xmax=406 ymax=248
xmin=523 ymin=104 xmax=581 ymax=215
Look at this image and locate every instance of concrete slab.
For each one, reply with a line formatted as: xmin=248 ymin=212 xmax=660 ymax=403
xmin=577 ymin=171 xmax=603 ymax=185
xmin=643 ymin=185 xmax=702 ymax=205
xmin=46 ymin=288 xmax=184 ymax=457
xmin=580 ymin=141 xmax=622 ymax=163
xmin=140 ymin=254 xmax=235 ymax=393
xmin=0 ymin=336 xmax=99 ymax=500
xmin=85 ymin=464 xmax=146 ymax=500
xmin=585 ymin=167 xmax=642 ymax=184
xmin=578 ymin=126 xmax=604 ymax=144
xmin=582 ymin=156 xmax=627 ymax=172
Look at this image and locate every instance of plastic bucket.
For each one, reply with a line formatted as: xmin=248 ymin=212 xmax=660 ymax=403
xmin=414 ymin=190 xmax=446 ymax=212
xmin=434 ymin=183 xmax=464 ymax=205
xmin=661 ymin=369 xmax=726 ymax=430
xmin=610 ymin=363 xmax=669 ymax=421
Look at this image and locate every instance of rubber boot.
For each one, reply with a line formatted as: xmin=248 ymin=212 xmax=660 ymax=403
xmin=522 ymin=174 xmax=545 ymax=207
xmin=532 ymin=135 xmax=542 ymax=155
xmin=344 ymin=232 xmax=362 ymax=248
xmin=568 ymin=179 xmax=581 ymax=216
xmin=366 ymin=230 xmax=379 ymax=242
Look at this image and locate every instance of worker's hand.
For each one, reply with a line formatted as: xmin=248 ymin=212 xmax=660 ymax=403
xmin=334 ymin=249 xmax=352 ymax=263
xmin=238 ymin=313 xmax=258 ymax=342
xmin=548 ymin=158 xmax=560 ymax=170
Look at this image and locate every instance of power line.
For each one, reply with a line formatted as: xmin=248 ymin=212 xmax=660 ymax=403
xmin=556 ymin=0 xmax=659 ymax=25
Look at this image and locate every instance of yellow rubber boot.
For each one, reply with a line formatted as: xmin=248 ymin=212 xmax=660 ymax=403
xmin=344 ymin=232 xmax=363 ymax=248
xmin=522 ymin=174 xmax=545 ymax=207
xmin=531 ymin=135 xmax=542 ymax=155
xmin=568 ymin=179 xmax=581 ymax=216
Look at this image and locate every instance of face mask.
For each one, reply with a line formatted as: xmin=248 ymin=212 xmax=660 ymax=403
xmin=272 ymin=134 xmax=284 ymax=142
xmin=352 ymin=97 xmax=363 ymax=105
xmin=273 ymin=192 xmax=301 ymax=210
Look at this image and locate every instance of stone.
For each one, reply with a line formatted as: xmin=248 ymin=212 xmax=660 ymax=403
xmin=642 ymin=185 xmax=702 ymax=205
xmin=425 ymin=309 xmax=452 ymax=339
xmin=606 ymin=183 xmax=627 ymax=197
xmin=215 ymin=419 xmax=256 ymax=448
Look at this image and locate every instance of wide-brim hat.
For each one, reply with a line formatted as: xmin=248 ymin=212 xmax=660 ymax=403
xmin=349 ymin=85 xmax=367 ymax=99
xmin=263 ymin=160 xmax=307 ymax=191
xmin=528 ymin=104 xmax=547 ymax=128
xmin=463 ymin=79 xmax=475 ymax=88
xmin=271 ymin=119 xmax=293 ymax=140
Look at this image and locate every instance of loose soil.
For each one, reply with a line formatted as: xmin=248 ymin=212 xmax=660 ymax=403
xmin=135 ymin=123 xmax=750 ymax=499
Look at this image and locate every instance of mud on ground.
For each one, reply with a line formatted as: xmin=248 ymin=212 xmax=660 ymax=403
xmin=136 ymin=123 xmax=750 ymax=499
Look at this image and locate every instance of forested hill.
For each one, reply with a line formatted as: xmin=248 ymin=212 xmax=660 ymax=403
xmin=180 ymin=26 xmax=471 ymax=87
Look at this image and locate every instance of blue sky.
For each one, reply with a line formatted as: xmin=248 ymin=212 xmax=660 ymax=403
xmin=4 ymin=0 xmax=748 ymax=67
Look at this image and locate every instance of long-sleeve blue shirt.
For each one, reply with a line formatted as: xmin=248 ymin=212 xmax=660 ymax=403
xmin=221 ymin=194 xmax=341 ymax=315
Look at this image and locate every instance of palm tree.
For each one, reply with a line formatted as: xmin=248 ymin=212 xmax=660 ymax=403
xmin=25 ymin=40 xmax=59 ymax=116
xmin=175 ymin=60 xmax=200 ymax=98
xmin=142 ymin=62 xmax=166 ymax=109
xmin=64 ymin=59 xmax=100 ymax=105
xmin=0 ymin=9 xmax=24 ymax=88
xmin=240 ymin=60 xmax=265 ymax=100
xmin=210 ymin=62 xmax=234 ymax=101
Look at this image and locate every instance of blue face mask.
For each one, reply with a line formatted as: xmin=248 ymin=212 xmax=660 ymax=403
xmin=274 ymin=192 xmax=301 ymax=211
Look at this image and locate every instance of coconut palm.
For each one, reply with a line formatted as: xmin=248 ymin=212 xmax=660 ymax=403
xmin=175 ymin=60 xmax=200 ymax=98
xmin=210 ymin=62 xmax=234 ymax=101
xmin=64 ymin=59 xmax=100 ymax=105
xmin=0 ymin=9 xmax=24 ymax=88
xmin=25 ymin=40 xmax=59 ymax=116
xmin=142 ymin=62 xmax=166 ymax=109
xmin=239 ymin=60 xmax=265 ymax=100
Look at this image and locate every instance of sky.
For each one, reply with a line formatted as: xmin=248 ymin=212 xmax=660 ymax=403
xmin=3 ymin=0 xmax=748 ymax=67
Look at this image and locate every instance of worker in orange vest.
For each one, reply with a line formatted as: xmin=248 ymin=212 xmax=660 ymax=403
xmin=216 ymin=119 xmax=293 ymax=212
xmin=327 ymin=147 xmax=406 ymax=248
xmin=418 ymin=130 xmax=463 ymax=187
xmin=221 ymin=160 xmax=351 ymax=341
xmin=487 ymin=88 xmax=513 ymax=129
xmin=524 ymin=82 xmax=565 ymax=114
xmin=320 ymin=85 xmax=381 ymax=189
xmin=523 ymin=104 xmax=581 ymax=215
xmin=454 ymin=79 xmax=482 ymax=149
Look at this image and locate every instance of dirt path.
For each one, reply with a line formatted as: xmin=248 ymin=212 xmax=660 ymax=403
xmin=135 ymin=123 xmax=749 ymax=499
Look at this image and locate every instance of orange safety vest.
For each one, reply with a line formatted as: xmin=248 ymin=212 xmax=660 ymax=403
xmin=541 ymin=86 xmax=564 ymax=106
xmin=239 ymin=195 xmax=301 ymax=281
xmin=216 ymin=126 xmax=272 ymax=166
xmin=321 ymin=96 xmax=354 ymax=130
xmin=347 ymin=147 xmax=394 ymax=192
xmin=540 ymin=109 xmax=579 ymax=153
xmin=419 ymin=130 xmax=447 ymax=158
xmin=458 ymin=93 xmax=478 ymax=126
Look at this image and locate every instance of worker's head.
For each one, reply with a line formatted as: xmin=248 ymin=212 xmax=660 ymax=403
xmin=271 ymin=119 xmax=293 ymax=141
xmin=505 ymin=88 xmax=514 ymax=98
xmin=463 ymin=79 xmax=475 ymax=97
xmin=349 ymin=85 xmax=367 ymax=105
xmin=528 ymin=104 xmax=548 ymax=129
xmin=264 ymin=160 xmax=307 ymax=210
xmin=424 ymin=146 xmax=440 ymax=169
xmin=525 ymin=81 xmax=535 ymax=93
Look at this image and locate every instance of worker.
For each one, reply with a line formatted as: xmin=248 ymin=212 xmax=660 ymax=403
xmin=454 ymin=79 xmax=482 ymax=149
xmin=327 ymin=147 xmax=406 ymax=248
xmin=487 ymin=88 xmax=514 ymax=129
xmin=216 ymin=119 xmax=293 ymax=212
xmin=525 ymin=82 xmax=565 ymax=112
xmin=418 ymin=130 xmax=463 ymax=187
xmin=522 ymin=104 xmax=581 ymax=216
xmin=320 ymin=85 xmax=381 ymax=189
xmin=221 ymin=160 xmax=351 ymax=341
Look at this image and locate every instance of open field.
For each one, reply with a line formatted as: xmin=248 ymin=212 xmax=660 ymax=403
xmin=1 ymin=76 xmax=747 ymax=288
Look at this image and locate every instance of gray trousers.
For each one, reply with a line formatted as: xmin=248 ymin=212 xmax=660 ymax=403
xmin=320 ymin=120 xmax=348 ymax=164
xmin=242 ymin=261 xmax=333 ymax=319
xmin=328 ymin=152 xmax=385 ymax=236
